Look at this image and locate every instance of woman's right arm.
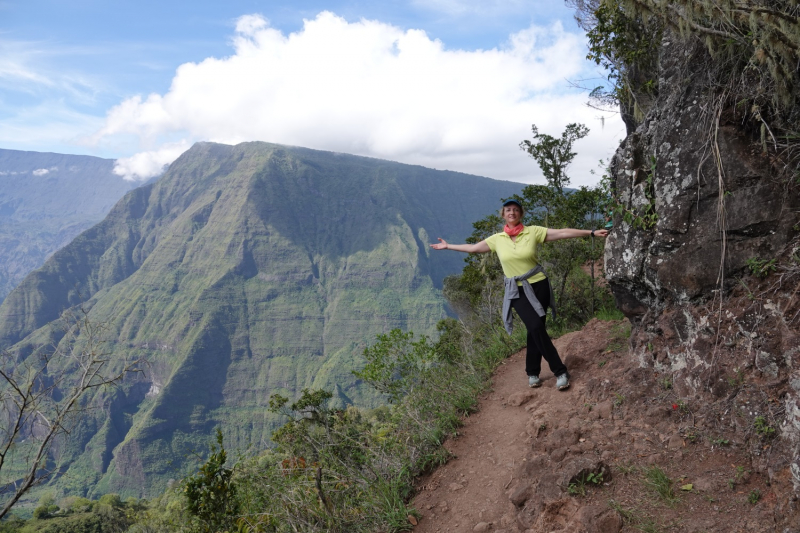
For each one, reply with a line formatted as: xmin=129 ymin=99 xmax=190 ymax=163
xmin=429 ymin=238 xmax=491 ymax=253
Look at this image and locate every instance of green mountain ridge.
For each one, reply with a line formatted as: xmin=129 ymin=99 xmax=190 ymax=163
xmin=0 ymin=141 xmax=521 ymax=498
xmin=0 ymin=148 xmax=141 ymax=304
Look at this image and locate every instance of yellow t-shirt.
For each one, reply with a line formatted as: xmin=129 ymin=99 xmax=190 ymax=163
xmin=484 ymin=225 xmax=548 ymax=284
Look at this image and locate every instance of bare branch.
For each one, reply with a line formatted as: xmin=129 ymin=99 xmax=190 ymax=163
xmin=0 ymin=307 xmax=145 ymax=519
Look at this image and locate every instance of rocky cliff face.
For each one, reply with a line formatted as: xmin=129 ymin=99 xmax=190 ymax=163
xmin=0 ymin=141 xmax=522 ymax=498
xmin=605 ymin=33 xmax=800 ymax=523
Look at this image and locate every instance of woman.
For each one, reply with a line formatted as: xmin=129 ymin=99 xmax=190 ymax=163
xmin=430 ymin=199 xmax=609 ymax=390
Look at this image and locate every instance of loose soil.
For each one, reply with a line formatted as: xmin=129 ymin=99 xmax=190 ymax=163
xmin=410 ymin=319 xmax=783 ymax=533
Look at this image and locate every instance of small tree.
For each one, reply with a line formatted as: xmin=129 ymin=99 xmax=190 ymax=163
xmin=519 ymin=123 xmax=589 ymax=195
xmin=0 ymin=306 xmax=143 ymax=519
xmin=519 ymin=123 xmax=612 ymax=324
xmin=183 ymin=429 xmax=238 ymax=533
xmin=353 ymin=330 xmax=437 ymax=404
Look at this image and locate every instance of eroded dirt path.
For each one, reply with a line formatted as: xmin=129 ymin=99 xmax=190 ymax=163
xmin=411 ymin=348 xmax=562 ymax=533
xmin=410 ymin=319 xmax=780 ymax=533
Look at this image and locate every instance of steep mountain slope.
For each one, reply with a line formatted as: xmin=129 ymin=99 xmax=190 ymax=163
xmin=0 ymin=141 xmax=521 ymax=498
xmin=0 ymin=149 xmax=139 ymax=303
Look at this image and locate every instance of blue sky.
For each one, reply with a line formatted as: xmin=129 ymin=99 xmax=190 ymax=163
xmin=0 ymin=0 xmax=623 ymax=185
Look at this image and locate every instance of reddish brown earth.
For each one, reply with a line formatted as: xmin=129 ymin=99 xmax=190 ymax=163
xmin=410 ymin=319 xmax=781 ymax=533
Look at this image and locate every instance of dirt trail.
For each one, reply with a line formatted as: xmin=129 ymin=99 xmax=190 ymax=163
xmin=410 ymin=319 xmax=780 ymax=533
xmin=411 ymin=348 xmax=552 ymax=532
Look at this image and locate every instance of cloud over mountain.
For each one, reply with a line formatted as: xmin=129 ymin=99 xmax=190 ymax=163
xmin=94 ymin=11 xmax=623 ymax=184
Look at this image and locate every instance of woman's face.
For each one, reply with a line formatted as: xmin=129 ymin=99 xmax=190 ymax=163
xmin=503 ymin=205 xmax=522 ymax=226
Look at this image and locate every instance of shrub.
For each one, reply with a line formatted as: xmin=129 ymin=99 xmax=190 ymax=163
xmin=183 ymin=429 xmax=238 ymax=533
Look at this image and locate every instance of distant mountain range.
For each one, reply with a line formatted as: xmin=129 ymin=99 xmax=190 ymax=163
xmin=0 ymin=141 xmax=521 ymax=498
xmin=0 ymin=149 xmax=141 ymax=303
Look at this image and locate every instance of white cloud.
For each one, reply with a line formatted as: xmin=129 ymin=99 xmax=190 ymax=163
xmin=113 ymin=140 xmax=191 ymax=182
xmin=235 ymin=13 xmax=270 ymax=35
xmin=94 ymin=11 xmax=623 ymax=185
xmin=32 ymin=168 xmax=49 ymax=176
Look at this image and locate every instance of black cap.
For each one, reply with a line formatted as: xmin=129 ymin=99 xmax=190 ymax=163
xmin=502 ymin=199 xmax=523 ymax=209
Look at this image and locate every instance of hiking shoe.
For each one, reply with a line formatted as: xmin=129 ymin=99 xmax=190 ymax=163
xmin=528 ymin=375 xmax=542 ymax=388
xmin=556 ymin=373 xmax=570 ymax=390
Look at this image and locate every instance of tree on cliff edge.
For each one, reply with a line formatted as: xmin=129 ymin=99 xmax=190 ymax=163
xmin=519 ymin=123 xmax=589 ymax=196
xmin=452 ymin=122 xmax=611 ymax=329
xmin=0 ymin=307 xmax=143 ymax=518
xmin=518 ymin=123 xmax=607 ymax=319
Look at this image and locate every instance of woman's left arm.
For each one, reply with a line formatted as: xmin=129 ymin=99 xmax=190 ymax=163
xmin=545 ymin=228 xmax=609 ymax=242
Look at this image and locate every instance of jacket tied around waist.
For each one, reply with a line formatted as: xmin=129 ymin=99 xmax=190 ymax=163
xmin=501 ymin=265 xmax=557 ymax=335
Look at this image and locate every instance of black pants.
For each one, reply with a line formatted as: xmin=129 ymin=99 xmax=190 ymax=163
xmin=510 ymin=279 xmax=568 ymax=378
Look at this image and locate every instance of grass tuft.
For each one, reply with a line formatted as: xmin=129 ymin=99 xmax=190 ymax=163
xmin=644 ymin=466 xmax=678 ymax=506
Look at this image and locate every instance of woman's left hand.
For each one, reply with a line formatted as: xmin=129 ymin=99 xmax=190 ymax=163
xmin=594 ymin=229 xmax=609 ymax=238
xmin=430 ymin=238 xmax=448 ymax=250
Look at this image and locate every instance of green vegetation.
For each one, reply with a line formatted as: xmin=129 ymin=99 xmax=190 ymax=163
xmin=727 ymin=369 xmax=746 ymax=387
xmin=577 ymin=0 xmax=662 ymax=119
xmin=519 ymin=123 xmax=589 ymax=195
xmin=643 ymin=466 xmax=678 ymax=506
xmin=746 ymin=257 xmax=778 ymax=278
xmin=596 ymin=306 xmax=625 ymax=321
xmin=754 ymin=415 xmax=776 ymax=438
xmin=748 ymin=489 xmax=762 ymax=505
xmin=1 ymin=493 xmax=143 ymax=533
xmin=728 ymin=465 xmax=750 ymax=490
xmin=183 ymin=429 xmax=238 ymax=532
xmin=709 ymin=436 xmax=730 ymax=446
xmin=675 ymin=399 xmax=689 ymax=414
xmin=568 ymin=471 xmax=605 ymax=496
xmin=735 ymin=466 xmax=748 ymax=481
xmin=354 ymin=330 xmax=438 ymax=404
xmin=613 ymin=392 xmax=625 ymax=407
xmin=615 ymin=462 xmax=638 ymax=476
xmin=127 ymin=324 xmax=525 ymax=532
xmin=605 ymin=320 xmax=631 ymax=352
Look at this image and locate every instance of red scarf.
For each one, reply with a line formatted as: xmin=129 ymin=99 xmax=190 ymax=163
xmin=504 ymin=223 xmax=524 ymax=237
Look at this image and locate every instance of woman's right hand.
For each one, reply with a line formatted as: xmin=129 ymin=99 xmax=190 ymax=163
xmin=430 ymin=238 xmax=448 ymax=250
